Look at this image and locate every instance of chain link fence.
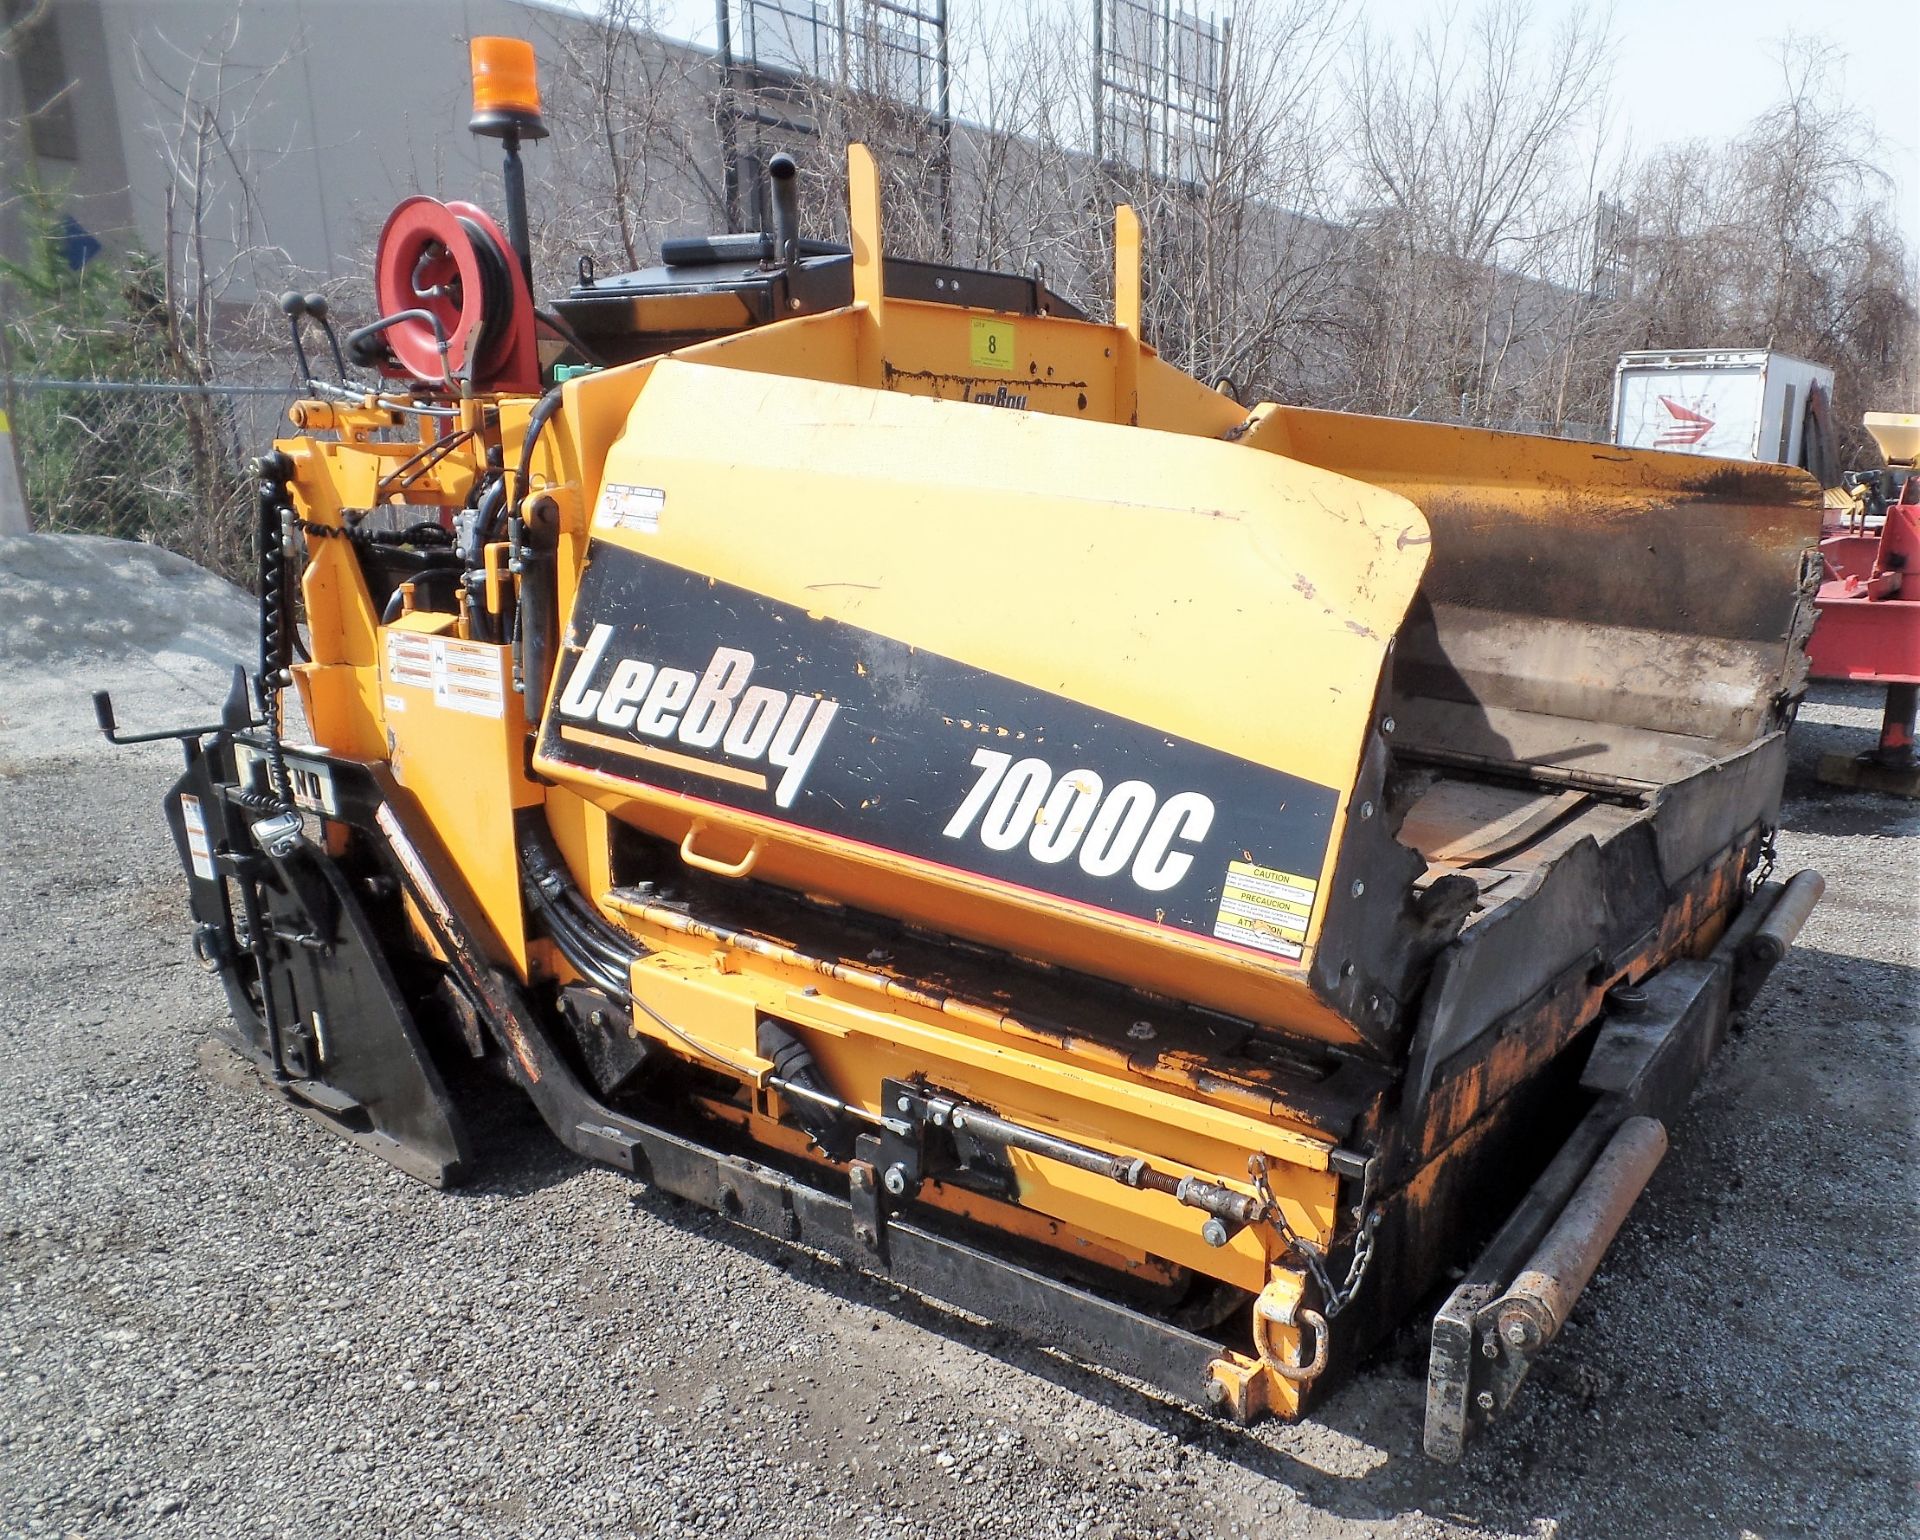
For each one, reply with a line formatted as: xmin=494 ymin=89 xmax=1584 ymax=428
xmin=3 ymin=354 xmax=300 ymax=585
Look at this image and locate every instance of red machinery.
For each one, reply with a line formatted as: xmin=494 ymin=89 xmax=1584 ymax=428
xmin=1808 ymin=412 xmax=1920 ymax=796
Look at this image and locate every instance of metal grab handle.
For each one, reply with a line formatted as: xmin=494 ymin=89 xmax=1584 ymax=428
xmin=678 ymin=820 xmax=761 ymax=879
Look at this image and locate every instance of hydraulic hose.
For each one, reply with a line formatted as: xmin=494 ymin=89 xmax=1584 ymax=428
xmin=534 ymin=304 xmax=600 ymax=365
xmin=516 ymin=815 xmax=764 ymax=1080
xmin=563 ymin=892 xmax=640 ymax=964
xmin=541 ymin=908 xmax=629 ymax=998
xmin=556 ymin=903 xmax=640 ymax=979
xmin=518 ymin=819 xmax=647 ymax=988
xmin=464 ymin=477 xmax=508 ymax=642
xmin=512 ymin=496 xmax=559 ymax=704
xmin=471 ymin=388 xmax=560 ymax=655
xmin=512 ymin=384 xmax=565 ymax=520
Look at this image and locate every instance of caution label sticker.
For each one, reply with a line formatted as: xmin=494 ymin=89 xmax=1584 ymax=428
xmin=385 ymin=631 xmax=436 ymax=691
xmin=383 ymin=632 xmax=506 ymax=719
xmin=594 ymin=482 xmax=665 ymax=534
xmin=1212 ymin=860 xmax=1317 ymax=962
xmin=179 ymin=793 xmax=216 ymax=881
xmin=434 ymin=636 xmax=505 ymax=718
xmin=970 ymin=317 xmax=1015 ymax=371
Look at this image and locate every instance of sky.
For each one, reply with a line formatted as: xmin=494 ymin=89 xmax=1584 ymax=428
xmin=639 ymin=0 xmax=1920 ymax=249
xmin=1579 ymin=0 xmax=1919 ymax=246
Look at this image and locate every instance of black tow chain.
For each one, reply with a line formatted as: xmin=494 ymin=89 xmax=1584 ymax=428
xmin=1250 ymin=1150 xmax=1382 ymax=1320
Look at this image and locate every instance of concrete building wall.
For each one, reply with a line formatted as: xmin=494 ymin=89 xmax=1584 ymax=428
xmin=1 ymin=0 xmax=715 ymax=294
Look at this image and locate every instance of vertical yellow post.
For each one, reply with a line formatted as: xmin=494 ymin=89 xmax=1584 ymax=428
xmin=848 ymin=144 xmax=886 ymax=387
xmin=1113 ymin=204 xmax=1142 ymax=425
xmin=1113 ymin=204 xmax=1142 ymax=341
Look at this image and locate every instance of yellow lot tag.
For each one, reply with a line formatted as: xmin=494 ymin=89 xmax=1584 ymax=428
xmin=1213 ymin=861 xmax=1317 ymax=963
xmin=0 ymin=408 xmax=11 ymax=434
xmin=970 ymin=317 xmax=1015 ymax=370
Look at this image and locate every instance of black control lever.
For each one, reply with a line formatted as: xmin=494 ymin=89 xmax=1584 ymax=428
xmin=282 ymin=291 xmax=350 ymax=385
xmin=280 ymin=291 xmax=316 ymax=385
xmin=303 ymin=292 xmax=349 ymax=381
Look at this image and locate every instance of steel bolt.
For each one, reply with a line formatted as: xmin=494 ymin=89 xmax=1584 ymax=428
xmin=882 ymin=1164 xmax=909 ymax=1196
xmin=1359 ymin=800 xmax=1375 ymax=819
xmin=1203 ymin=1378 xmax=1230 ymax=1408
xmin=896 ymin=1096 xmax=911 ymax=1113
xmin=1501 ymin=1314 xmax=1541 ymax=1353
xmin=1476 ymin=1390 xmax=1496 ymax=1412
xmin=1350 ymin=880 xmax=1366 ymax=898
xmin=1201 ymin=1217 xmax=1231 ymax=1248
xmin=1481 ymin=1338 xmax=1501 ymax=1359
xmin=1381 ymin=716 xmax=1397 ymax=735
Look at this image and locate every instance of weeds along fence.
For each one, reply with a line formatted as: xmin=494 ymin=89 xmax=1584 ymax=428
xmin=4 ymin=363 xmax=298 ymax=586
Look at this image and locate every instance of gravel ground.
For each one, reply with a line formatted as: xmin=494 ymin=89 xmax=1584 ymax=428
xmin=1 ymin=535 xmax=1915 ymax=1539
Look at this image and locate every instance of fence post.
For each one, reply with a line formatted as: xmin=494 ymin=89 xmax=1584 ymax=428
xmin=0 ymin=316 xmax=31 ymax=531
xmin=0 ymin=401 xmax=29 ymax=535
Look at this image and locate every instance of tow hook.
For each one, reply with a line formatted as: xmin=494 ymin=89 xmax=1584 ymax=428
xmin=1253 ymin=1279 xmax=1330 ymax=1384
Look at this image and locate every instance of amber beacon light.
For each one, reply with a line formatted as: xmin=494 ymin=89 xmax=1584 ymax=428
xmin=469 ymin=36 xmax=547 ymax=140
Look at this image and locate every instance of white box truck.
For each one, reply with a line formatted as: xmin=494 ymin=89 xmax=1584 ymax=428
xmin=1611 ymin=349 xmax=1834 ymax=468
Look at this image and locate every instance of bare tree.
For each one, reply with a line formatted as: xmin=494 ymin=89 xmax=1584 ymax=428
xmin=131 ymin=6 xmax=294 ymax=574
xmin=1127 ymin=0 xmax=1355 ymax=397
xmin=916 ymin=0 xmax=1357 ymax=401
xmin=538 ymin=0 xmax=722 ymax=280
xmin=1336 ymin=0 xmax=1613 ymax=424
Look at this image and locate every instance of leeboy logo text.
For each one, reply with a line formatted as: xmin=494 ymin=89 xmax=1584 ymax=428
xmin=555 ymin=624 xmax=839 ymax=807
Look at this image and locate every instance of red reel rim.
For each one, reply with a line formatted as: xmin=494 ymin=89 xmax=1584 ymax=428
xmin=374 ymin=196 xmax=488 ymax=383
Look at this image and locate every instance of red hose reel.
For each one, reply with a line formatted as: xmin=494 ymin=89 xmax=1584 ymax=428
xmin=372 ymin=196 xmax=538 ymax=394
